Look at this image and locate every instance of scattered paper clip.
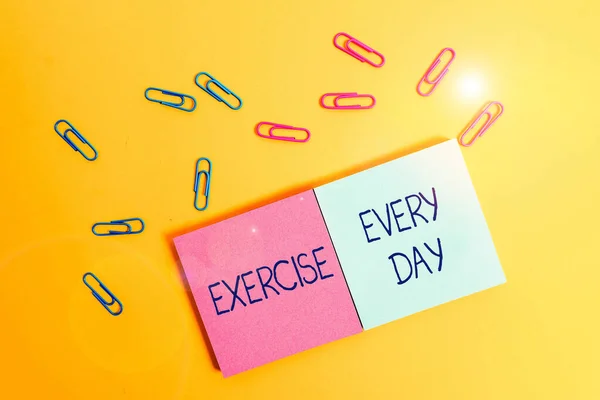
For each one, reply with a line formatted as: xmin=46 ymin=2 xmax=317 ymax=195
xmin=144 ymin=87 xmax=197 ymax=112
xmin=194 ymin=72 xmax=242 ymax=110
xmin=320 ymin=93 xmax=376 ymax=110
xmin=333 ymin=32 xmax=385 ymax=68
xmin=54 ymin=120 xmax=98 ymax=161
xmin=417 ymin=48 xmax=456 ymax=96
xmin=194 ymin=158 xmax=212 ymax=211
xmin=459 ymin=101 xmax=504 ymax=147
xmin=255 ymin=122 xmax=311 ymax=143
xmin=91 ymin=218 xmax=145 ymax=236
xmin=82 ymin=272 xmax=123 ymax=316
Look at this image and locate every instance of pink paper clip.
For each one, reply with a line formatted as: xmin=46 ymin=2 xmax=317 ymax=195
xmin=417 ymin=48 xmax=456 ymax=96
xmin=333 ymin=33 xmax=385 ymax=68
xmin=459 ymin=102 xmax=504 ymax=147
xmin=320 ymin=93 xmax=376 ymax=110
xmin=255 ymin=122 xmax=311 ymax=143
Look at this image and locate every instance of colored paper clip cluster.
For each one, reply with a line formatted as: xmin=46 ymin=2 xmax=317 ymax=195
xmin=83 ymin=272 xmax=123 ymax=316
xmin=194 ymin=158 xmax=212 ymax=211
xmin=459 ymin=102 xmax=504 ymax=147
xmin=195 ymin=72 xmax=242 ymax=110
xmin=91 ymin=218 xmax=145 ymax=236
xmin=417 ymin=48 xmax=456 ymax=96
xmin=255 ymin=122 xmax=311 ymax=143
xmin=54 ymin=120 xmax=98 ymax=161
xmin=320 ymin=93 xmax=376 ymax=110
xmin=333 ymin=32 xmax=385 ymax=68
xmin=145 ymin=87 xmax=197 ymax=112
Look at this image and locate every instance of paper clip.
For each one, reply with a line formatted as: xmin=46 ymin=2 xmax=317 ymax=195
xmin=82 ymin=272 xmax=123 ymax=316
xmin=320 ymin=93 xmax=376 ymax=110
xmin=459 ymin=102 xmax=504 ymax=147
xmin=54 ymin=120 xmax=98 ymax=161
xmin=417 ymin=48 xmax=456 ymax=96
xmin=194 ymin=72 xmax=242 ymax=110
xmin=91 ymin=218 xmax=145 ymax=236
xmin=333 ymin=32 xmax=385 ymax=68
xmin=255 ymin=122 xmax=310 ymax=143
xmin=144 ymin=87 xmax=197 ymax=112
xmin=194 ymin=158 xmax=212 ymax=211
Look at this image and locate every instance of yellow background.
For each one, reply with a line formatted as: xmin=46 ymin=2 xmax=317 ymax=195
xmin=1 ymin=0 xmax=599 ymax=398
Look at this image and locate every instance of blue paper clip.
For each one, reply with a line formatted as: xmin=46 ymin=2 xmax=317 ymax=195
xmin=144 ymin=87 xmax=197 ymax=112
xmin=194 ymin=72 xmax=242 ymax=110
xmin=54 ymin=120 xmax=98 ymax=161
xmin=82 ymin=272 xmax=123 ymax=316
xmin=91 ymin=218 xmax=145 ymax=236
xmin=194 ymin=158 xmax=212 ymax=211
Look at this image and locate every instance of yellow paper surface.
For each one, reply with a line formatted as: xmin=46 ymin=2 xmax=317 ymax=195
xmin=1 ymin=0 xmax=599 ymax=398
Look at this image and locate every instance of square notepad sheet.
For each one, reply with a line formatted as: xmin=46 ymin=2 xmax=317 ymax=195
xmin=174 ymin=190 xmax=362 ymax=377
xmin=314 ymin=139 xmax=506 ymax=329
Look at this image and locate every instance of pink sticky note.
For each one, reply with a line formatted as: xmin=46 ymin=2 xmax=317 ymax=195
xmin=174 ymin=190 xmax=362 ymax=377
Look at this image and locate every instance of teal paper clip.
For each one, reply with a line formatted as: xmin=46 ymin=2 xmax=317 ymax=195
xmin=54 ymin=120 xmax=98 ymax=161
xmin=83 ymin=272 xmax=123 ymax=316
xmin=92 ymin=218 xmax=145 ymax=236
xmin=194 ymin=158 xmax=212 ymax=211
xmin=145 ymin=87 xmax=197 ymax=112
xmin=194 ymin=72 xmax=242 ymax=110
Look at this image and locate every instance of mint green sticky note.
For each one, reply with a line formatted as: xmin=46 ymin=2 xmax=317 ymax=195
xmin=314 ymin=139 xmax=506 ymax=330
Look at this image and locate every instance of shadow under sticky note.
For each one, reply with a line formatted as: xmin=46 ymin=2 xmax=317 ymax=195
xmin=314 ymin=139 xmax=506 ymax=330
xmin=173 ymin=190 xmax=362 ymax=377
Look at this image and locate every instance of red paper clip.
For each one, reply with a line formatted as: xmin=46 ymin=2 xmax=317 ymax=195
xmin=459 ymin=102 xmax=504 ymax=147
xmin=417 ymin=48 xmax=456 ymax=96
xmin=333 ymin=32 xmax=385 ymax=68
xmin=320 ymin=93 xmax=376 ymax=110
xmin=255 ymin=122 xmax=311 ymax=143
